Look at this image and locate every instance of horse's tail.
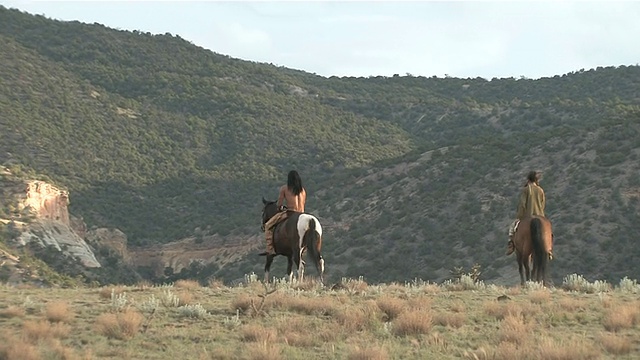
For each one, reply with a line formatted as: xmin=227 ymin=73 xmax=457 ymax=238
xmin=303 ymin=217 xmax=324 ymax=281
xmin=530 ymin=217 xmax=547 ymax=282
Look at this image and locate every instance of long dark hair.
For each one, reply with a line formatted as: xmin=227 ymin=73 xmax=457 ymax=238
xmin=287 ymin=170 xmax=303 ymax=195
xmin=525 ymin=171 xmax=541 ymax=186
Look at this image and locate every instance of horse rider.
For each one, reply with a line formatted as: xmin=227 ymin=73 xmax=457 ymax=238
xmin=507 ymin=171 xmax=546 ymax=255
xmin=264 ymin=170 xmax=307 ymax=255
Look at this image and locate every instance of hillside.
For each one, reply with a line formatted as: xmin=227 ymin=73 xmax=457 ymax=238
xmin=1 ymin=5 xmax=640 ymax=286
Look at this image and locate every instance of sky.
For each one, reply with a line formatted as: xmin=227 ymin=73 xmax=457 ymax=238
xmin=2 ymin=0 xmax=640 ymax=80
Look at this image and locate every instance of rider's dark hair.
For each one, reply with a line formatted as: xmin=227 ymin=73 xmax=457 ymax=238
xmin=287 ymin=170 xmax=303 ymax=196
xmin=526 ymin=171 xmax=541 ymax=185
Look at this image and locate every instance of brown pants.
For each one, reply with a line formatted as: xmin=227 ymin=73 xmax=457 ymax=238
xmin=265 ymin=211 xmax=288 ymax=254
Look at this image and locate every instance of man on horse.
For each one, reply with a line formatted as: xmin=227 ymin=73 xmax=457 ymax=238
xmin=264 ymin=170 xmax=307 ymax=255
xmin=507 ymin=171 xmax=545 ymax=255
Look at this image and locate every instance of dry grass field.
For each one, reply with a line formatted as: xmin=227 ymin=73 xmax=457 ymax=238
xmin=0 ymin=274 xmax=639 ymax=360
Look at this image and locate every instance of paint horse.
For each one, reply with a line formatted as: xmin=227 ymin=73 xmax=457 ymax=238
xmin=260 ymin=198 xmax=324 ymax=284
xmin=512 ymin=215 xmax=554 ymax=286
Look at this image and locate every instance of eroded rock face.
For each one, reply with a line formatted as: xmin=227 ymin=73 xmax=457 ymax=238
xmin=20 ymin=181 xmax=70 ymax=225
xmin=5 ymin=177 xmax=101 ymax=268
xmin=16 ymin=219 xmax=100 ymax=268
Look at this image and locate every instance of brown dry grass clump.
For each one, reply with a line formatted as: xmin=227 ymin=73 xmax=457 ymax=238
xmin=407 ymin=295 xmax=432 ymax=311
xmin=483 ymin=300 xmax=538 ymax=320
xmin=98 ymin=286 xmax=126 ymax=300
xmin=275 ymin=316 xmax=322 ymax=347
xmin=599 ymin=333 xmax=632 ymax=355
xmin=536 ymin=336 xmax=600 ymax=359
xmin=376 ymin=295 xmax=407 ymax=321
xmin=207 ymin=278 xmax=225 ymax=289
xmin=281 ymin=330 xmax=317 ymax=347
xmin=505 ymin=286 xmax=522 ymax=296
xmin=392 ymin=309 xmax=433 ymax=336
xmin=176 ymin=291 xmax=193 ymax=306
xmin=231 ymin=293 xmax=253 ymax=313
xmin=419 ymin=282 xmax=442 ymax=295
xmin=499 ymin=314 xmax=528 ymax=344
xmin=45 ymin=301 xmax=74 ymax=323
xmin=174 ymin=279 xmax=200 ymax=289
xmin=135 ymin=280 xmax=153 ymax=290
xmin=603 ymin=304 xmax=639 ymax=332
xmin=95 ymin=309 xmax=143 ymax=340
xmin=557 ymin=296 xmax=587 ymax=312
xmin=0 ymin=305 xmax=25 ymax=318
xmin=339 ymin=278 xmax=369 ymax=294
xmin=449 ymin=300 xmax=465 ymax=313
xmin=49 ymin=339 xmax=81 ymax=360
xmin=467 ymin=337 xmax=600 ymax=360
xmin=291 ymin=279 xmax=322 ymax=291
xmin=347 ymin=345 xmax=389 ymax=360
xmin=0 ymin=331 xmax=40 ymax=360
xmin=334 ymin=301 xmax=382 ymax=332
xmin=22 ymin=320 xmax=71 ymax=343
xmin=433 ymin=312 xmax=465 ymax=328
xmin=245 ymin=343 xmax=282 ymax=360
xmin=240 ymin=324 xmax=277 ymax=343
xmin=528 ymin=289 xmax=551 ymax=304
xmin=282 ymin=296 xmax=338 ymax=316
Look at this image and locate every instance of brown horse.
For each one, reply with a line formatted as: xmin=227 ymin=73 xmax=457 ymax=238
xmin=512 ymin=215 xmax=554 ymax=286
xmin=260 ymin=198 xmax=324 ymax=284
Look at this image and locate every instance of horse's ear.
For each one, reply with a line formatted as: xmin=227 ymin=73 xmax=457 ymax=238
xmin=262 ymin=197 xmax=267 ymax=205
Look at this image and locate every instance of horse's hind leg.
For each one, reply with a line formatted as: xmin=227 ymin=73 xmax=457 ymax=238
xmin=524 ymin=258 xmax=531 ymax=283
xmin=264 ymin=255 xmax=275 ymax=283
xmin=531 ymin=259 xmax=539 ymax=283
xmin=299 ymin=248 xmax=306 ymax=283
xmin=286 ymin=256 xmax=294 ymax=283
xmin=518 ymin=259 xmax=525 ymax=286
xmin=292 ymin=248 xmax=304 ymax=282
xmin=319 ymin=256 xmax=325 ymax=284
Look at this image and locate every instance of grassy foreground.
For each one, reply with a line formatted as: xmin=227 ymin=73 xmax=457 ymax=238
xmin=0 ymin=274 xmax=639 ymax=360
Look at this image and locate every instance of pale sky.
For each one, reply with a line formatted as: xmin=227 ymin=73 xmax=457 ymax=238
xmin=2 ymin=1 xmax=640 ymax=80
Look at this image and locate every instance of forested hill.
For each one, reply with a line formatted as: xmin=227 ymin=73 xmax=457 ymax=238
xmin=1 ymin=5 xmax=640 ymax=285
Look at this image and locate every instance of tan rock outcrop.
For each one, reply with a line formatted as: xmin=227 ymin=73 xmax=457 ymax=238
xmin=2 ymin=172 xmax=101 ymax=268
xmin=19 ymin=181 xmax=70 ymax=224
xmin=86 ymin=228 xmax=130 ymax=263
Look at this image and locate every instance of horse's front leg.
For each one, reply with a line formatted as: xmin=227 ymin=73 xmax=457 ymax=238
xmin=264 ymin=254 xmax=275 ymax=283
xmin=286 ymin=255 xmax=294 ymax=283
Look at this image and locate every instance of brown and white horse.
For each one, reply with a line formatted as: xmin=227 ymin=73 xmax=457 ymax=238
xmin=260 ymin=198 xmax=324 ymax=284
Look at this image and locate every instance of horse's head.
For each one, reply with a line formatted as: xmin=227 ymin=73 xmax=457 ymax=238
xmin=261 ymin=197 xmax=279 ymax=231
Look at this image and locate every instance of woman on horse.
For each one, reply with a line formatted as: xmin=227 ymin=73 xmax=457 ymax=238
xmin=507 ymin=171 xmax=546 ymax=255
xmin=264 ymin=170 xmax=307 ymax=255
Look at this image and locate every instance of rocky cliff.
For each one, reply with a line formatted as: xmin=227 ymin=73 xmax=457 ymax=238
xmin=1 ymin=169 xmax=100 ymax=268
xmin=1 ymin=167 xmax=262 ymax=281
xmin=20 ymin=181 xmax=70 ymax=224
